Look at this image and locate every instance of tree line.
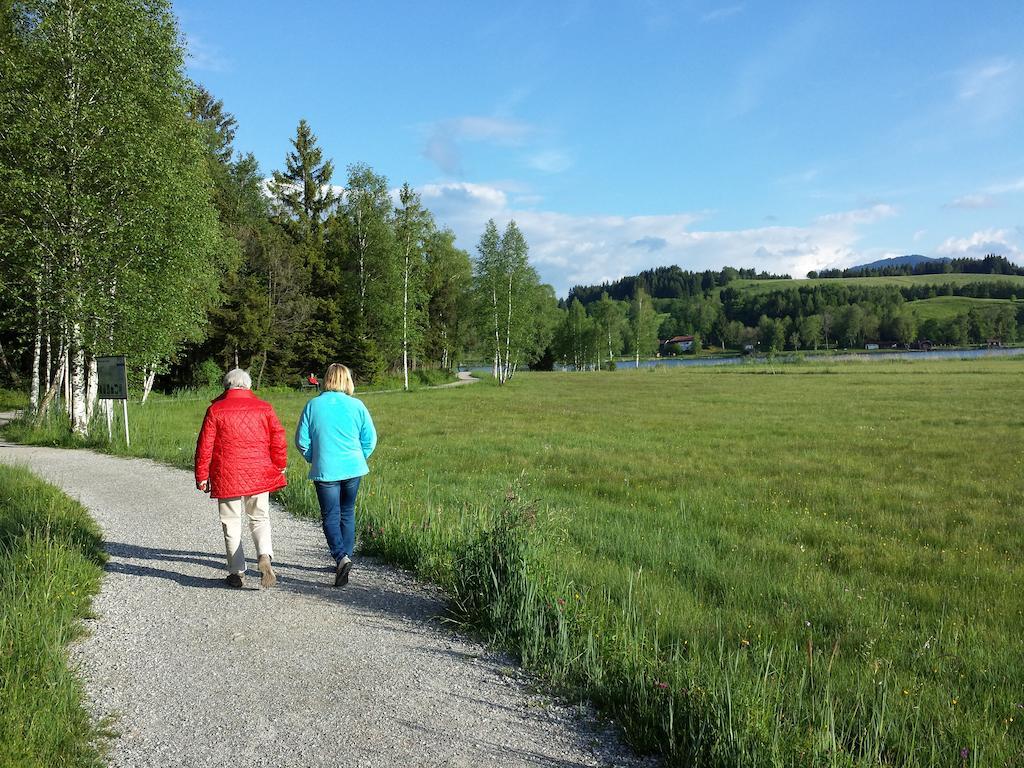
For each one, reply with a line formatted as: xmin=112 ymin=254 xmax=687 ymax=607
xmin=568 ymin=264 xmax=790 ymax=305
xmin=809 ymin=254 xmax=1024 ymax=279
xmin=0 ymin=0 xmax=558 ymax=437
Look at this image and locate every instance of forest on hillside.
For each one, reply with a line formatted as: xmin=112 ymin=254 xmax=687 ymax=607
xmin=559 ymin=261 xmax=1024 ymax=366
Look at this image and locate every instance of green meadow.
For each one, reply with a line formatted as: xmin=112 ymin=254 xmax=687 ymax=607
xmin=6 ymin=357 xmax=1023 ymax=766
xmin=905 ymin=296 xmax=1016 ymax=323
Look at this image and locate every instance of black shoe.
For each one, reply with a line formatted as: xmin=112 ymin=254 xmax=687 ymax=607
xmin=225 ymin=573 xmax=243 ymax=589
xmin=334 ymin=556 xmax=352 ymax=588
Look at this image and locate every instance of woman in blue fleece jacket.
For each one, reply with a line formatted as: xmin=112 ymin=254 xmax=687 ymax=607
xmin=295 ymin=363 xmax=377 ymax=587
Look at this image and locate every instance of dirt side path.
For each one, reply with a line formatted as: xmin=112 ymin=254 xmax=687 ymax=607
xmin=0 ymin=441 xmax=652 ymax=768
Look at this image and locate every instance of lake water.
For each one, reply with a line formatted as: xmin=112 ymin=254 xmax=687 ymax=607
xmin=534 ymin=346 xmax=1024 ymax=372
xmin=459 ymin=346 xmax=1024 ymax=374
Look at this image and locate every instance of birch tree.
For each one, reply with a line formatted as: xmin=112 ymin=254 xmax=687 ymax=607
xmin=473 ymin=220 xmax=503 ymax=379
xmin=555 ymin=299 xmax=598 ymax=370
xmin=629 ymin=286 xmax=659 ymax=367
xmin=424 ymin=228 xmax=472 ymax=372
xmin=331 ymin=163 xmax=398 ymax=379
xmin=393 ymin=183 xmax=431 ymax=390
xmin=472 ymin=220 xmax=548 ymax=384
xmin=0 ymin=0 xmax=225 ymax=433
xmin=590 ymin=291 xmax=628 ymax=364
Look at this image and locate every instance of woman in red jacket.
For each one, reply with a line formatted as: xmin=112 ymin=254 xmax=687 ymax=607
xmin=195 ymin=368 xmax=288 ymax=589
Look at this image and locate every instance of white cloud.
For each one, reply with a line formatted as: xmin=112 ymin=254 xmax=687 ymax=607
xmin=526 ymin=150 xmax=573 ymax=174
xmin=701 ymin=4 xmax=745 ymax=23
xmin=778 ymin=168 xmax=820 ymax=185
xmin=183 ymin=33 xmax=229 ymax=73
xmin=957 ymin=59 xmax=1014 ymax=100
xmin=944 ymin=194 xmax=997 ymax=210
xmin=985 ymin=177 xmax=1024 ymax=195
xmin=422 ymin=116 xmax=534 ymax=176
xmin=935 ymin=229 xmax=1022 ymax=261
xmin=419 ymin=182 xmax=900 ymax=294
xmin=954 ymin=57 xmax=1018 ymax=124
xmin=730 ymin=8 xmax=824 ymax=115
xmin=814 ymin=204 xmax=897 ymax=226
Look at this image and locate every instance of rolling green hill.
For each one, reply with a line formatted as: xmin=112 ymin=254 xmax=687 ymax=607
xmin=905 ymin=295 xmax=1017 ymax=322
xmin=728 ymin=272 xmax=1024 ymax=294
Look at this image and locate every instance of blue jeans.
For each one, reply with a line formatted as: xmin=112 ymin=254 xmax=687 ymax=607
xmin=314 ymin=477 xmax=361 ymax=563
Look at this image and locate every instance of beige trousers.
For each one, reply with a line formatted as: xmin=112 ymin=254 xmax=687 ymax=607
xmin=218 ymin=492 xmax=273 ymax=575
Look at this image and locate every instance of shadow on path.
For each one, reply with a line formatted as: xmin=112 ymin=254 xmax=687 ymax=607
xmin=103 ymin=540 xmax=446 ymax=622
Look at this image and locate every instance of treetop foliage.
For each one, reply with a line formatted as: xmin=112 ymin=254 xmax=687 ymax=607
xmin=568 ymin=264 xmax=790 ymax=305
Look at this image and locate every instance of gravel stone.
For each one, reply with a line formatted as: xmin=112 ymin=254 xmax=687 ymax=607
xmin=0 ymin=441 xmax=658 ymax=767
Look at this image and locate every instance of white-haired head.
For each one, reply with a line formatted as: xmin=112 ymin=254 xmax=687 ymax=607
xmin=223 ymin=368 xmax=252 ymax=390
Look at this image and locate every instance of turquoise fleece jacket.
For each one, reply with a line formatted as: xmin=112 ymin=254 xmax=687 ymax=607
xmin=294 ymin=391 xmax=377 ymax=481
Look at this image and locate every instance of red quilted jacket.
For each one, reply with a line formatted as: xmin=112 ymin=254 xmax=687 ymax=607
xmin=194 ymin=389 xmax=288 ymax=499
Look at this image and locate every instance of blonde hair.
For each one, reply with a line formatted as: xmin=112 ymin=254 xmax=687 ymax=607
xmin=323 ymin=363 xmax=354 ymax=395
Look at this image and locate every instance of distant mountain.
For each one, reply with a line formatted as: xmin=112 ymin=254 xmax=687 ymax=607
xmin=848 ymin=254 xmax=948 ymax=271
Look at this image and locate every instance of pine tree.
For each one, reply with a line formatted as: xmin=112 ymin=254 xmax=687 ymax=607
xmin=268 ymin=119 xmax=337 ymax=250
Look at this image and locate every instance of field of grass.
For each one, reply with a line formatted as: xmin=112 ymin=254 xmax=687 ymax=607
xmin=5 ymin=358 xmax=1023 ymax=766
xmin=0 ymin=464 xmax=107 ymax=768
xmin=0 ymin=387 xmax=28 ymax=412
xmin=904 ymin=296 xmax=1016 ymax=322
xmin=730 ymin=273 xmax=1024 ymax=293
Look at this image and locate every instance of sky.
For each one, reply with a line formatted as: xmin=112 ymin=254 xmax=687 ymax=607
xmin=176 ymin=0 xmax=1024 ymax=296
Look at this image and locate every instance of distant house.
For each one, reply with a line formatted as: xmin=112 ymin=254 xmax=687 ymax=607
xmin=910 ymin=339 xmax=933 ymax=351
xmin=660 ymin=335 xmax=694 ymax=354
xmin=865 ymin=343 xmax=879 ymax=350
xmin=987 ymin=338 xmax=1003 ymax=348
xmin=742 ymin=343 xmax=755 ymax=355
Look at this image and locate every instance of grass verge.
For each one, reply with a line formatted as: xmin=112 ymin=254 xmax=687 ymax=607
xmin=0 ymin=463 xmax=107 ymax=768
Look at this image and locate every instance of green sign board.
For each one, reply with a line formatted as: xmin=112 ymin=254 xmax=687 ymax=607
xmin=96 ymin=356 xmax=128 ymax=400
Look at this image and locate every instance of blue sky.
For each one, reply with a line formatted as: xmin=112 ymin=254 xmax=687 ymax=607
xmin=177 ymin=0 xmax=1024 ymax=295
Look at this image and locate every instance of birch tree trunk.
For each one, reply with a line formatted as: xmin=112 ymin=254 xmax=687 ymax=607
xmin=64 ymin=347 xmax=71 ymax=415
xmin=635 ymin=294 xmax=643 ymax=369
xmin=355 ymin=201 xmax=367 ymax=319
xmin=402 ymin=245 xmax=410 ymax=391
xmin=85 ymin=354 xmax=98 ymax=424
xmin=30 ymin=313 xmax=42 ymax=412
xmin=70 ymin=324 xmax=88 ymax=435
xmin=141 ymin=364 xmax=156 ymax=403
xmin=35 ymin=338 xmax=67 ymax=425
xmin=491 ymin=284 xmax=500 ymax=382
xmin=255 ymin=350 xmax=267 ymax=391
xmin=502 ymin=271 xmax=514 ymax=384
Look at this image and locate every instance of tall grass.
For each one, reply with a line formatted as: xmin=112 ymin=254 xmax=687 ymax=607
xmin=0 ymin=464 xmax=107 ymax=768
xmin=5 ymin=358 xmax=1022 ymax=766
xmin=0 ymin=387 xmax=27 ymax=412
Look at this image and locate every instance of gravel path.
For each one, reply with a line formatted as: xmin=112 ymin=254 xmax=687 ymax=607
xmin=0 ymin=440 xmax=654 ymax=768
